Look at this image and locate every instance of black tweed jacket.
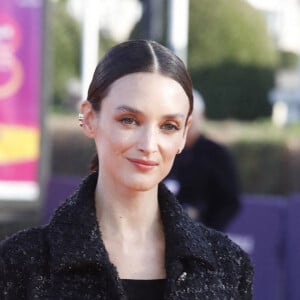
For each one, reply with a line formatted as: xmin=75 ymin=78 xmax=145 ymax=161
xmin=0 ymin=172 xmax=253 ymax=299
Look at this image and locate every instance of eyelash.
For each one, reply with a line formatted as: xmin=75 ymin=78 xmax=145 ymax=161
xmin=118 ymin=117 xmax=180 ymax=132
xmin=119 ymin=117 xmax=138 ymax=126
xmin=161 ymin=123 xmax=180 ymax=131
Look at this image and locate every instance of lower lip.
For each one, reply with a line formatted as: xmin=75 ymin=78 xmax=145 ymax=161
xmin=128 ymin=159 xmax=157 ymax=172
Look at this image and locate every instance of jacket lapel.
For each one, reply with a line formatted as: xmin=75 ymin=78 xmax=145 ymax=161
xmin=158 ymin=184 xmax=217 ymax=299
xmin=47 ymin=173 xmax=127 ymax=300
xmin=159 ymin=184 xmax=216 ymax=293
xmin=158 ymin=183 xmax=216 ymax=270
xmin=47 ymin=172 xmax=108 ymax=273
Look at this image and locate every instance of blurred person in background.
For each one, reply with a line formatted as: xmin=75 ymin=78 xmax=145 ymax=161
xmin=165 ymin=90 xmax=241 ymax=231
xmin=0 ymin=40 xmax=252 ymax=299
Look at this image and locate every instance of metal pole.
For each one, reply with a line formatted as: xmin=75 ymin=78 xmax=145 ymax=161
xmin=140 ymin=0 xmax=163 ymax=41
xmin=167 ymin=0 xmax=190 ymax=65
xmin=81 ymin=0 xmax=100 ymax=100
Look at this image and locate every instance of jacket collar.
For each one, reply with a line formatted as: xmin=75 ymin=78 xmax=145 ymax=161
xmin=48 ymin=172 xmax=216 ymax=273
xmin=158 ymin=184 xmax=216 ymax=270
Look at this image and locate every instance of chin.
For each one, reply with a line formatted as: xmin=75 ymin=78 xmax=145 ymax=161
xmin=128 ymin=181 xmax=157 ymax=192
xmin=118 ymin=170 xmax=169 ymax=192
xmin=121 ymin=176 xmax=159 ymax=192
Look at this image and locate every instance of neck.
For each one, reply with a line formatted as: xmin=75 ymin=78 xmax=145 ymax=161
xmin=95 ymin=176 xmax=161 ymax=240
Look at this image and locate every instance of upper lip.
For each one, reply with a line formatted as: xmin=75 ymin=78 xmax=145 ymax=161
xmin=127 ymin=158 xmax=159 ymax=166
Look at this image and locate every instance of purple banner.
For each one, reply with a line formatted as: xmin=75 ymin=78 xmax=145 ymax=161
xmin=285 ymin=194 xmax=300 ymax=300
xmin=0 ymin=0 xmax=43 ymax=200
xmin=227 ymin=195 xmax=287 ymax=300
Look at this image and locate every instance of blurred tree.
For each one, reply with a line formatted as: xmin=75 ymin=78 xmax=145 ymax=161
xmin=50 ymin=0 xmax=81 ymax=111
xmin=279 ymin=51 xmax=299 ymax=70
xmin=188 ymin=0 xmax=279 ymax=120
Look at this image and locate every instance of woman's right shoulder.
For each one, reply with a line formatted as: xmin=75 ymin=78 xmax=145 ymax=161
xmin=0 ymin=225 xmax=48 ymax=265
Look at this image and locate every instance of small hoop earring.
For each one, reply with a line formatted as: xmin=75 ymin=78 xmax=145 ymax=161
xmin=78 ymin=113 xmax=84 ymax=127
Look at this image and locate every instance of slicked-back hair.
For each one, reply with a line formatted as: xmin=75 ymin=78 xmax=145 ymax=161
xmin=87 ymin=40 xmax=193 ymax=116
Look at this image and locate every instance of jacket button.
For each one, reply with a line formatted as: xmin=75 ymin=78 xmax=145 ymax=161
xmin=176 ymin=271 xmax=187 ymax=284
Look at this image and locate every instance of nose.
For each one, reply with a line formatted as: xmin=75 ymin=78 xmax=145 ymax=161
xmin=137 ymin=125 xmax=158 ymax=154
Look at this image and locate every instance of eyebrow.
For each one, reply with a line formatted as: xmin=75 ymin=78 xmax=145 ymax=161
xmin=115 ymin=105 xmax=186 ymax=120
xmin=116 ymin=105 xmax=140 ymax=114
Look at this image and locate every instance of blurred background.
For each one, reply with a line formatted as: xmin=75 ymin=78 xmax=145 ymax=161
xmin=0 ymin=0 xmax=300 ymax=299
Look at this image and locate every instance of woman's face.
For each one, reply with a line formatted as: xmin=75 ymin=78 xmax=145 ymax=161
xmin=84 ymin=72 xmax=191 ymax=192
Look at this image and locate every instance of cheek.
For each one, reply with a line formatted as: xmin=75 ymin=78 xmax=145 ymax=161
xmin=165 ymin=143 xmax=179 ymax=157
xmin=160 ymin=136 xmax=183 ymax=158
xmin=98 ymin=130 xmax=135 ymax=155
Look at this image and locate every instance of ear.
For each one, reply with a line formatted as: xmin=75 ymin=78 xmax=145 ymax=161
xmin=180 ymin=116 xmax=192 ymax=151
xmin=80 ymin=101 xmax=98 ymax=138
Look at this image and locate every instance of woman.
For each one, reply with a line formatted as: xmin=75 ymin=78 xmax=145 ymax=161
xmin=0 ymin=40 xmax=253 ymax=299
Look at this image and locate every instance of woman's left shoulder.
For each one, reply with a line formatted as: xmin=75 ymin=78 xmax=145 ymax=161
xmin=199 ymin=223 xmax=253 ymax=271
xmin=186 ymin=222 xmax=254 ymax=298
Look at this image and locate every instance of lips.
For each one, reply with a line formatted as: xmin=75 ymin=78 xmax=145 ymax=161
xmin=127 ymin=158 xmax=158 ymax=171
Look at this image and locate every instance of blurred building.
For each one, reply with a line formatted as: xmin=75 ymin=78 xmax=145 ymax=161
xmin=245 ymin=0 xmax=300 ymax=125
xmin=246 ymin=0 xmax=300 ymax=54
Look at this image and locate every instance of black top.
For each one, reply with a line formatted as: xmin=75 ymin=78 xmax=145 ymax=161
xmin=122 ymin=279 xmax=166 ymax=300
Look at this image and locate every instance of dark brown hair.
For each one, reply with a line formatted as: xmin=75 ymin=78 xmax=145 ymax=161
xmin=87 ymin=40 xmax=194 ymax=172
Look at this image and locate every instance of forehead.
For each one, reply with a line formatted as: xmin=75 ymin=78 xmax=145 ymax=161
xmin=102 ymin=72 xmax=190 ymax=115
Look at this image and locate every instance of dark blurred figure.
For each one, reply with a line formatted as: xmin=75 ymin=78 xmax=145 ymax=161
xmin=165 ymin=90 xmax=240 ymax=231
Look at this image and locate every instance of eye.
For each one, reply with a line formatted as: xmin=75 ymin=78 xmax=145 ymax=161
xmin=161 ymin=122 xmax=180 ymax=132
xmin=119 ymin=116 xmax=138 ymax=126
